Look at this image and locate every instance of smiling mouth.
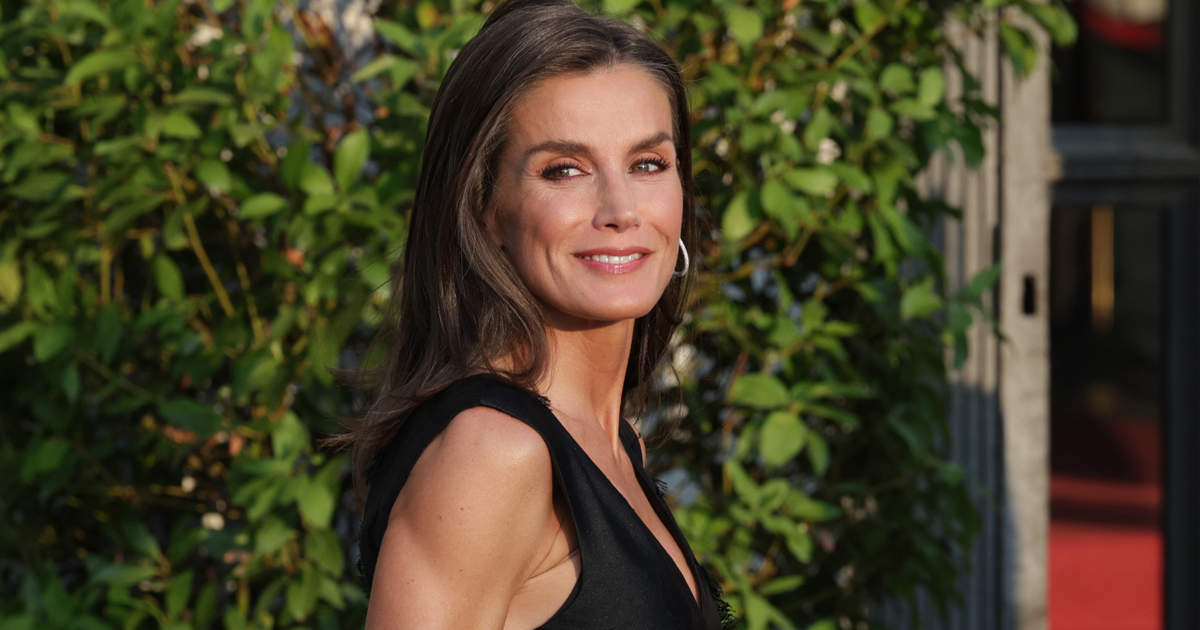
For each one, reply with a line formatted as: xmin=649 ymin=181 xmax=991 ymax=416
xmin=579 ymin=252 xmax=645 ymax=264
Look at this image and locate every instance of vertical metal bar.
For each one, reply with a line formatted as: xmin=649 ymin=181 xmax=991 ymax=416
xmin=1163 ymin=201 xmax=1199 ymax=630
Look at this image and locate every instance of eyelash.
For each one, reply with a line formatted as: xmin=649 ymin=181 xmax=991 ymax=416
xmin=539 ymin=157 xmax=672 ymax=180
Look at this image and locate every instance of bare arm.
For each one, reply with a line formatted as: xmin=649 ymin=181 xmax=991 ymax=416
xmin=365 ymin=407 xmax=557 ymax=630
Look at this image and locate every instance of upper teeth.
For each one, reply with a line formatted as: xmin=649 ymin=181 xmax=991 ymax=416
xmin=583 ymin=253 xmax=644 ymax=263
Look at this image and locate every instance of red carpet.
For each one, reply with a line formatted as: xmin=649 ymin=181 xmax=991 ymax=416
xmin=1050 ymin=476 xmax=1162 ymax=630
xmin=1049 ymin=418 xmax=1162 ymax=630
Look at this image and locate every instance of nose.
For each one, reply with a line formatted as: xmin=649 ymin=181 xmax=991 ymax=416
xmin=592 ymin=171 xmax=640 ymax=232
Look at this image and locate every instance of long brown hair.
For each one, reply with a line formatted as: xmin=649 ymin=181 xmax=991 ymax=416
xmin=336 ymin=0 xmax=696 ymax=505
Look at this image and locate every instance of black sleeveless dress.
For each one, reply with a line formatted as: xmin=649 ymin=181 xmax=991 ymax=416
xmin=359 ymin=374 xmax=728 ymax=629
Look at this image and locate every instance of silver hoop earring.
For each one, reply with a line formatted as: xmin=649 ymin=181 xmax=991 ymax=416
xmin=673 ymin=238 xmax=689 ymax=278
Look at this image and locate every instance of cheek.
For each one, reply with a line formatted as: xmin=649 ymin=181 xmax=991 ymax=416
xmin=497 ymin=195 xmax=568 ymax=261
xmin=644 ymin=179 xmax=684 ymax=235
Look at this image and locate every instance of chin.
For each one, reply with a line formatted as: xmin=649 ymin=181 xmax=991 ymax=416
xmin=560 ymin=295 xmax=662 ymax=324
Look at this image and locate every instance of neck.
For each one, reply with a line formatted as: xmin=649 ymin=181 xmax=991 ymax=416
xmin=537 ymin=318 xmax=634 ymax=445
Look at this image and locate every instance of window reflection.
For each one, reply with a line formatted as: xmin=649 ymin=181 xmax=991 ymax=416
xmin=1051 ymin=0 xmax=1169 ymax=124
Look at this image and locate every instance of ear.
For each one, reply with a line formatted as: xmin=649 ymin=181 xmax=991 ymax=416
xmin=481 ymin=203 xmax=504 ymax=249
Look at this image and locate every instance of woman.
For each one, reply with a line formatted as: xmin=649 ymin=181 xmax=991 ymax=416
xmin=349 ymin=1 xmax=725 ymax=627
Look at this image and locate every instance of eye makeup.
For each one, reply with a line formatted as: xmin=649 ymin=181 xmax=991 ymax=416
xmin=538 ymin=157 xmax=672 ymax=181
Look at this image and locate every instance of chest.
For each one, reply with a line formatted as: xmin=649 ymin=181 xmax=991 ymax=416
xmin=559 ymin=424 xmax=701 ymax=604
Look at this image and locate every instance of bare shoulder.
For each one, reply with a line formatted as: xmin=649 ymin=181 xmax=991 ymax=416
xmin=368 ymin=406 xmax=556 ymax=628
xmin=391 ymin=404 xmax=553 ymax=521
xmin=435 ymin=406 xmax=550 ymax=472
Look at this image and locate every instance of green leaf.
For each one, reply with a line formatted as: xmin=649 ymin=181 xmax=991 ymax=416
xmin=20 ymin=438 xmax=70 ymax=480
xmin=157 ymin=399 xmax=221 ymax=437
xmin=742 ymin=592 xmax=792 ymax=630
xmin=603 ymin=0 xmax=640 ymax=13
xmin=724 ymin=5 xmax=763 ymax=48
xmin=300 ymin=163 xmax=335 ymax=196
xmin=59 ymin=0 xmax=111 ymax=26
xmin=0 ymin=256 xmax=20 ymax=305
xmin=786 ymin=492 xmax=841 ymax=521
xmin=303 ymin=193 xmax=338 ymax=215
xmin=285 ymin=568 xmax=318 ymax=621
xmin=759 ymin=574 xmax=805 ymax=596
xmin=351 ymin=55 xmax=418 ymax=85
xmin=195 ymin=159 xmax=232 ymax=194
xmin=123 ymin=520 xmax=162 ymax=559
xmin=865 ymin=107 xmax=893 ymax=142
xmin=1000 ymin=23 xmax=1038 ymax=77
xmin=891 ymin=98 xmax=936 ymax=120
xmin=802 ymin=107 xmax=835 ymax=150
xmin=168 ymin=87 xmax=233 ymax=106
xmin=959 ymin=262 xmax=1001 ymax=302
xmin=90 ymin=563 xmax=157 ymax=584
xmin=161 ymin=111 xmax=202 ymax=139
xmin=62 ymin=362 xmax=81 ymax=401
xmin=255 ymin=516 xmax=294 ymax=554
xmin=760 ymin=179 xmax=791 ymax=221
xmin=7 ymin=103 xmax=39 ymax=136
xmin=600 ymin=0 xmax=638 ymax=12
xmin=296 ymin=476 xmax=334 ymax=528
xmin=729 ymin=374 xmax=790 ymax=409
xmin=720 ymin=191 xmax=756 ymax=243
xmin=759 ymin=411 xmax=807 ymax=468
xmin=305 ymin=528 xmax=344 ymax=574
xmin=853 ymin=0 xmax=886 ymax=33
xmin=33 ymin=325 xmax=72 ymax=361
xmin=316 ymin=573 xmax=345 ymax=608
xmin=807 ymin=432 xmax=829 ymax=475
xmin=10 ymin=171 xmax=70 ymax=202
xmin=784 ymin=168 xmax=838 ymax=196
xmin=0 ymin=321 xmax=38 ymax=354
xmin=1026 ymin=4 xmax=1078 ymax=46
xmin=281 ymin=137 xmax=313 ymax=191
xmin=917 ymin=67 xmax=946 ymax=107
xmin=64 ymin=50 xmax=137 ymax=85
xmin=374 ymin=20 xmax=419 ymax=53
xmin=152 ymin=254 xmax=185 ymax=302
xmin=334 ymin=129 xmax=369 ymax=192
xmin=94 ymin=304 xmax=122 ymax=362
xmin=271 ymin=411 xmax=310 ymax=459
xmin=232 ymin=351 xmax=281 ymax=397
xmin=879 ymin=63 xmax=914 ymax=94
xmin=827 ymin=162 xmax=872 ymax=194
xmin=240 ymin=193 xmax=288 ymax=219
xmin=165 ymin=571 xmax=193 ymax=620
xmin=194 ymin=581 xmax=217 ymax=630
xmin=785 ymin=525 xmax=814 ymax=563
xmin=900 ymin=278 xmax=944 ymax=320
xmin=723 ymin=459 xmax=759 ymax=504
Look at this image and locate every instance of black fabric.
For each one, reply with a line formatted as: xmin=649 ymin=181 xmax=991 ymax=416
xmin=360 ymin=374 xmax=726 ymax=629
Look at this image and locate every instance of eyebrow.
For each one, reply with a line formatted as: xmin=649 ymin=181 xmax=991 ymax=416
xmin=520 ymin=131 xmax=674 ymax=166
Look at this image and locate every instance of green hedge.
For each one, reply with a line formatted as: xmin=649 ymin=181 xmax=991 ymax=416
xmin=0 ymin=0 xmax=1071 ymax=628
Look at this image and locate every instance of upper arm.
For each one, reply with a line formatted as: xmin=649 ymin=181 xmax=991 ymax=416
xmin=365 ymin=407 xmax=555 ymax=630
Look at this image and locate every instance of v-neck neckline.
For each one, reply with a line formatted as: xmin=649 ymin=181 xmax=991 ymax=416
xmin=541 ymin=405 xmax=705 ymax=613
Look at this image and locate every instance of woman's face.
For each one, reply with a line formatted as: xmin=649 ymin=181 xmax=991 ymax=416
xmin=487 ymin=63 xmax=683 ymax=328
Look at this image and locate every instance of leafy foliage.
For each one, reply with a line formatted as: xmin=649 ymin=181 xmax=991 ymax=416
xmin=0 ymin=0 xmax=1069 ymax=628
